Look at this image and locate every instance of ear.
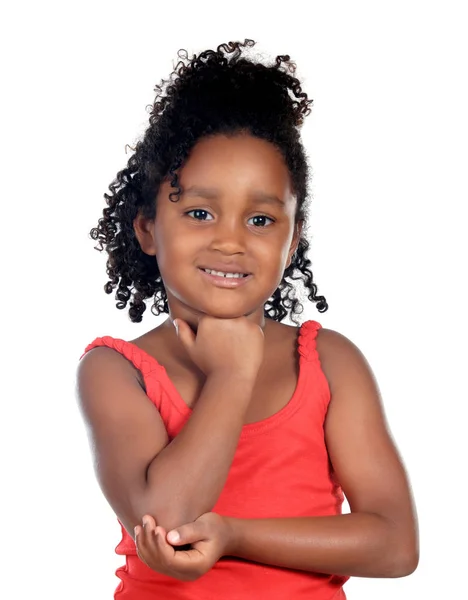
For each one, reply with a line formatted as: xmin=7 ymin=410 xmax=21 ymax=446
xmin=286 ymin=220 xmax=303 ymax=268
xmin=133 ymin=212 xmax=157 ymax=256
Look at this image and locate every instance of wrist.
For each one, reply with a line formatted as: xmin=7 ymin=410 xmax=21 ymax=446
xmin=222 ymin=516 xmax=240 ymax=556
xmin=207 ymin=370 xmax=257 ymax=384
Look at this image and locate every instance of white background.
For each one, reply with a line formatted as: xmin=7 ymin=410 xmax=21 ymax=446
xmin=1 ymin=1 xmax=467 ymax=598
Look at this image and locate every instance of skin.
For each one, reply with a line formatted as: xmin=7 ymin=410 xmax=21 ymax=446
xmin=121 ymin=132 xmax=419 ymax=580
xmin=134 ymin=132 xmax=302 ymax=349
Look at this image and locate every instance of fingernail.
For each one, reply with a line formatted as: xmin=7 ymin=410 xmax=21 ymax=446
xmin=173 ymin=320 xmax=179 ymax=334
xmin=168 ymin=530 xmax=180 ymax=543
xmin=142 ymin=516 xmax=149 ymax=526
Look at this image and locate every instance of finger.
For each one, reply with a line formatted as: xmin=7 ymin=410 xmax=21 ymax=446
xmin=167 ymin=522 xmax=205 ymax=546
xmin=154 ymin=526 xmax=177 ymax=563
xmin=137 ymin=515 xmax=156 ymax=556
xmin=156 ymin=528 xmax=204 ymax=582
xmin=142 ymin=514 xmax=157 ymax=532
xmin=174 ymin=318 xmax=196 ymax=349
xmin=134 ymin=526 xmax=150 ymax=565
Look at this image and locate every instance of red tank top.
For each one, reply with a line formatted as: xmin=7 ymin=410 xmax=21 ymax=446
xmin=81 ymin=320 xmax=349 ymax=599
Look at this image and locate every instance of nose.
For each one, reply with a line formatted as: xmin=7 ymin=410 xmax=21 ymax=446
xmin=208 ymin=216 xmax=247 ymax=254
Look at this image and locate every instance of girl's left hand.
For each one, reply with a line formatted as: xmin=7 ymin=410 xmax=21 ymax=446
xmin=134 ymin=512 xmax=233 ymax=582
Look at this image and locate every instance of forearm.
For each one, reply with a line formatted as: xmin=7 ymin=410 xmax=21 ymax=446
xmin=225 ymin=513 xmax=417 ymax=578
xmin=144 ymin=372 xmax=255 ymax=531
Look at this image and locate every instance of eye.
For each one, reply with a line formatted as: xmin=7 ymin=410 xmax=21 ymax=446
xmin=184 ymin=208 xmax=275 ymax=228
xmin=249 ymin=215 xmax=275 ymax=227
xmin=185 ymin=208 xmax=216 ymax=221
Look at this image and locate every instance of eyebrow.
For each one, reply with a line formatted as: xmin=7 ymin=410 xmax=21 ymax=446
xmin=182 ymin=185 xmax=285 ymax=208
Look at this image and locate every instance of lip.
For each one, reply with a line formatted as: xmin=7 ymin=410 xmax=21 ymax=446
xmin=198 ymin=263 xmax=251 ymax=275
xmin=198 ymin=268 xmax=253 ymax=288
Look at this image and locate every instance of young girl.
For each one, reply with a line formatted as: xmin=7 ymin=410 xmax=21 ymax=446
xmin=77 ymin=39 xmax=419 ymax=599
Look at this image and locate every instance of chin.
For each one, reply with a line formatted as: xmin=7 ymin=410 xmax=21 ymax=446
xmin=200 ymin=306 xmax=250 ymax=319
xmin=205 ymin=310 xmax=246 ymax=319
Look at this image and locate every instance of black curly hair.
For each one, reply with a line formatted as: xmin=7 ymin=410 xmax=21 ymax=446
xmin=90 ymin=39 xmax=328 ymax=326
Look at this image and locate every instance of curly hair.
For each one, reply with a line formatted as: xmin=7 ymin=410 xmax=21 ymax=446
xmin=90 ymin=39 xmax=328 ymax=326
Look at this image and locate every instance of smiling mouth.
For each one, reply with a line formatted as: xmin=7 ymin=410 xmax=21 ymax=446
xmin=199 ymin=268 xmax=249 ymax=279
xmin=198 ymin=268 xmax=253 ymax=287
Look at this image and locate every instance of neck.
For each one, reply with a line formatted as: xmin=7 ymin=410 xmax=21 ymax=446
xmin=165 ymin=311 xmax=268 ymax=336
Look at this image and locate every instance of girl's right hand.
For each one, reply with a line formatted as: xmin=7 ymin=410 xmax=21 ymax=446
xmin=173 ymin=316 xmax=265 ymax=380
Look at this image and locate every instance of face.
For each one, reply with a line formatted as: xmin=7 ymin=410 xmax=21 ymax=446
xmin=134 ymin=133 xmax=301 ymax=332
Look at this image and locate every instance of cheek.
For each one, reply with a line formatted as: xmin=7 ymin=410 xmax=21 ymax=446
xmin=155 ymin=232 xmax=196 ymax=277
xmin=259 ymin=244 xmax=287 ymax=270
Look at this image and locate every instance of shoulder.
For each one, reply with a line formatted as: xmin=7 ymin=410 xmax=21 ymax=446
xmin=78 ymin=339 xmax=145 ymax=392
xmin=316 ymin=322 xmax=363 ymax=355
xmin=314 ymin=326 xmax=376 ymax=396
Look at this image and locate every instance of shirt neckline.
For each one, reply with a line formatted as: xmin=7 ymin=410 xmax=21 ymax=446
xmin=111 ymin=320 xmax=313 ymax=437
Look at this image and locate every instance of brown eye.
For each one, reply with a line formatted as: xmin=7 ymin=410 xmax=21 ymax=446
xmin=185 ymin=209 xmax=213 ymax=221
xmin=249 ymin=215 xmax=274 ymax=227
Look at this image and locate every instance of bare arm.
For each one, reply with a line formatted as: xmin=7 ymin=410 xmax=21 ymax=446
xmin=76 ymin=348 xmax=255 ymax=538
xmin=144 ymin=370 xmax=255 ymax=529
xmin=219 ymin=328 xmax=418 ymax=579
xmin=225 ymin=513 xmax=414 ymax=578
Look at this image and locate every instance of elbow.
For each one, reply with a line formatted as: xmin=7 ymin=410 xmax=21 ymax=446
xmin=394 ymin=523 xmax=420 ymax=577
xmin=389 ymin=554 xmax=418 ymax=578
xmin=393 ymin=547 xmax=419 ymax=577
xmin=134 ymin=492 xmax=198 ymax=535
xmin=129 ymin=506 xmax=191 ymax=541
xmin=118 ymin=484 xmax=196 ymax=542
xmin=387 ymin=536 xmax=419 ymax=578
xmin=133 ymin=474 xmax=212 ymax=535
xmin=376 ymin=548 xmax=418 ymax=579
xmin=376 ymin=516 xmax=419 ymax=578
xmin=151 ymin=508 xmax=195 ymax=534
xmin=133 ymin=507 xmax=184 ymax=534
xmin=379 ymin=513 xmax=419 ymax=578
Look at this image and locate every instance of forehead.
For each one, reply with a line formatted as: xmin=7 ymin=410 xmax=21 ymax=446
xmin=164 ymin=134 xmax=293 ymax=202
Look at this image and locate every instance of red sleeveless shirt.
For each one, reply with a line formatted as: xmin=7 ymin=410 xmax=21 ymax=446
xmin=81 ymin=319 xmax=349 ymax=599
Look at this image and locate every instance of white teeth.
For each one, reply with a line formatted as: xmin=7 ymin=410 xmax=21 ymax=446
xmin=203 ymin=268 xmax=246 ymax=278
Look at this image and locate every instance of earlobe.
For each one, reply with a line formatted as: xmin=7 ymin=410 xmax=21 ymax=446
xmin=286 ymin=248 xmax=297 ymax=270
xmin=133 ymin=214 xmax=157 ymax=256
xmin=285 ymin=246 xmax=297 ymax=270
xmin=287 ymin=222 xmax=303 ymax=267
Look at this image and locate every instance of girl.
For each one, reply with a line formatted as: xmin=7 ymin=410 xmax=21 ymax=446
xmin=77 ymin=39 xmax=419 ymax=599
